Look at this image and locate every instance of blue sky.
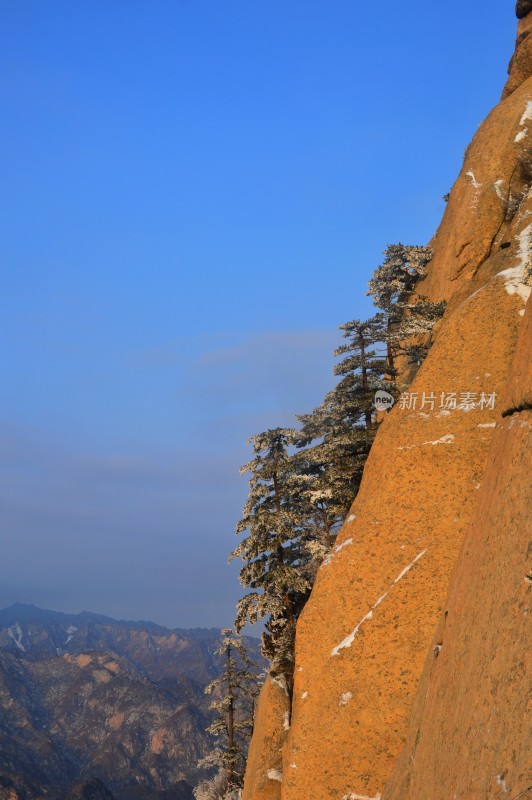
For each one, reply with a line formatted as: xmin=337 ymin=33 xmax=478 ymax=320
xmin=0 ymin=1 xmax=515 ymax=627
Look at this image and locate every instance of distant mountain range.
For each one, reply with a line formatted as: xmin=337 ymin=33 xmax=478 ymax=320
xmin=0 ymin=604 xmax=263 ymax=800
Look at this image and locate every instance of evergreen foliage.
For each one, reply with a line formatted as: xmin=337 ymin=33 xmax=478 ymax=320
xmin=230 ymin=239 xmax=444 ymax=724
xmin=333 ymin=314 xmax=389 ymax=427
xmin=366 ymin=243 xmax=445 ymax=373
xmin=230 ymin=429 xmax=312 ymax=687
xmin=193 ymin=769 xmax=240 ymax=800
xmin=197 ymin=628 xmax=262 ymax=795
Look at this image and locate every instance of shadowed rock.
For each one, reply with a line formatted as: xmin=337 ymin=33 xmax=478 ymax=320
xmin=63 ymin=779 xmax=116 ymax=800
xmin=516 ymin=0 xmax=532 ymax=19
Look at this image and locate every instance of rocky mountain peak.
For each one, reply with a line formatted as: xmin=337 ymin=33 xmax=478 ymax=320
xmin=516 ymin=0 xmax=532 ymax=19
xmin=0 ymin=605 xmax=263 ymax=800
xmin=505 ymin=0 xmax=532 ymax=96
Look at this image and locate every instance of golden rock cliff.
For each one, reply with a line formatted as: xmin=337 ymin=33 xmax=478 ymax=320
xmin=243 ymin=6 xmax=531 ymax=800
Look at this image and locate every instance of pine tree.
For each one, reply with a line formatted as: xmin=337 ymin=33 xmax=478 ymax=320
xmin=288 ymin=317 xmax=388 ymax=563
xmin=367 ymin=243 xmax=432 ymax=310
xmin=229 ymin=429 xmax=311 ymax=689
xmin=230 ymin=320 xmax=395 ymax=686
xmin=366 ymin=243 xmax=437 ymax=375
xmin=393 ymin=298 xmax=447 ymax=367
xmin=287 ymin=408 xmax=366 ymax=569
xmin=229 ymin=249 xmax=441 ymax=703
xmin=333 ymin=314 xmax=390 ymax=428
xmin=196 ymin=628 xmax=262 ymax=799
xmin=193 ymin=769 xmax=237 ymax=800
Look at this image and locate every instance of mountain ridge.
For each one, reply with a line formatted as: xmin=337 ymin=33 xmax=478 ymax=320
xmin=0 ymin=604 xmax=263 ymax=800
xmin=0 ymin=603 xmax=222 ymax=635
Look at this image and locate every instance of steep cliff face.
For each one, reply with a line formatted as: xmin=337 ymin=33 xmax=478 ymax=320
xmin=243 ymin=8 xmax=531 ymax=800
xmin=242 ymin=677 xmax=290 ymax=800
xmin=382 ymin=300 xmax=531 ymax=800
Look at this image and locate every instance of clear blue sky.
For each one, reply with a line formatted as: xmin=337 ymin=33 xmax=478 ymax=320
xmin=0 ymin=1 xmax=515 ymax=627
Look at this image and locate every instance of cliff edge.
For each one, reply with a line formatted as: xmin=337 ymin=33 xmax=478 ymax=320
xmin=242 ymin=5 xmax=531 ymax=799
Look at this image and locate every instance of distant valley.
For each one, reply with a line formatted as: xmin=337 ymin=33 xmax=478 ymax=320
xmin=0 ymin=604 xmax=263 ymax=800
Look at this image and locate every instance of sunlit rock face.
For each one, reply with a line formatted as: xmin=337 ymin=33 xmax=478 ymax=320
xmin=242 ymin=8 xmax=531 ymax=800
xmin=503 ymin=2 xmax=532 ymax=98
xmin=382 ymin=300 xmax=531 ymax=800
xmin=242 ymin=676 xmax=290 ymax=800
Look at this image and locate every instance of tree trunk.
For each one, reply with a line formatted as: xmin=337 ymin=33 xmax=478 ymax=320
xmin=227 ymin=643 xmax=235 ymax=783
xmin=359 ymin=333 xmax=373 ymax=429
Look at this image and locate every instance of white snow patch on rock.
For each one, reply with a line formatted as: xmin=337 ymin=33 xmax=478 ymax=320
xmin=8 ymin=623 xmax=25 ymax=652
xmin=301 ymin=691 xmax=308 ymax=699
xmin=497 ymin=264 xmax=531 ymax=304
xmin=517 ymin=222 xmax=532 ymax=273
xmin=399 ymin=434 xmax=454 ymax=451
xmin=498 ymin=265 xmax=532 ymax=303
xmin=515 ymin=128 xmax=528 ymax=143
xmin=496 ymin=223 xmax=532 ymax=305
xmin=465 ymin=286 xmax=485 ymax=303
xmin=339 ymin=692 xmax=353 ymax=706
xmin=331 ymin=550 xmax=428 ymax=657
xmin=519 ymin=100 xmax=532 ymax=127
xmin=267 ymin=769 xmax=282 ymax=782
xmin=424 ymin=434 xmax=455 ymax=445
xmin=496 ymin=774 xmax=508 ymax=793
xmin=271 ymin=675 xmax=289 ymax=696
xmin=343 ymin=793 xmax=382 ymax=800
xmin=477 ymin=422 xmax=496 ymax=428
xmin=347 ymin=514 xmax=356 ymax=523
xmin=65 ymin=625 xmax=77 ymax=645
xmin=283 ymin=711 xmax=290 ymax=731
xmin=323 ymin=538 xmax=353 ymax=566
xmin=465 ymin=170 xmax=481 ymax=189
xmin=335 ymin=538 xmax=353 ymax=553
xmin=493 ymin=179 xmax=506 ymax=202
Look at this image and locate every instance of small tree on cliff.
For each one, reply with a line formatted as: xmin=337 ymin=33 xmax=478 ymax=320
xmin=193 ymin=770 xmax=237 ymax=800
xmin=393 ymin=297 xmax=447 ymax=366
xmin=196 ymin=628 xmax=262 ymax=798
xmin=291 ymin=399 xmax=369 ymax=563
xmin=230 ymin=321 xmax=395 ymax=684
xmin=230 ymin=428 xmax=312 ymax=689
xmin=333 ymin=314 xmax=390 ymax=428
xmin=366 ymin=243 xmax=440 ymax=374
xmin=287 ymin=316 xmax=389 ymax=566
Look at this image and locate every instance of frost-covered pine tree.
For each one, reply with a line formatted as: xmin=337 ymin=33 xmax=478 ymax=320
xmin=193 ymin=770 xmax=241 ymax=800
xmin=394 ymin=297 xmax=447 ymax=366
xmin=196 ymin=628 xmax=262 ymax=799
xmin=366 ymin=243 xmax=442 ymax=374
xmin=230 ymin=428 xmax=312 ymax=688
xmin=287 ymin=418 xmax=363 ymax=571
xmin=333 ymin=315 xmax=389 ymax=428
xmin=287 ymin=315 xmax=393 ymax=568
